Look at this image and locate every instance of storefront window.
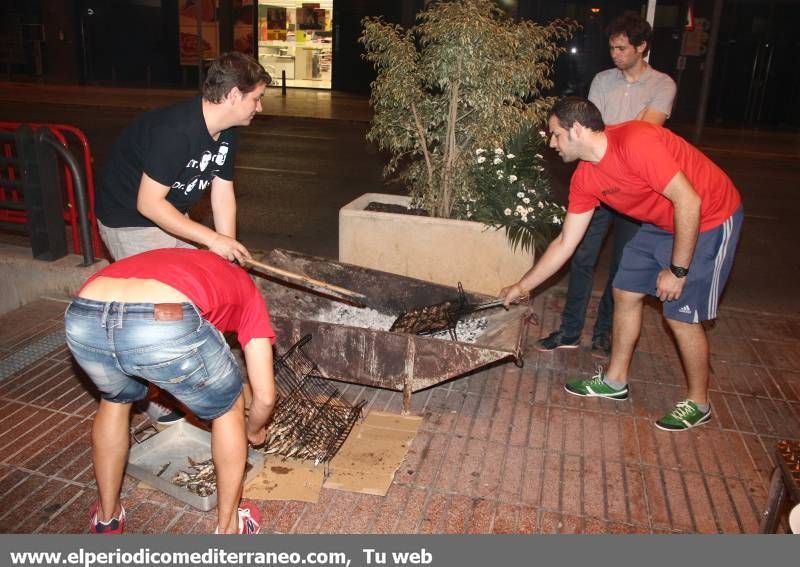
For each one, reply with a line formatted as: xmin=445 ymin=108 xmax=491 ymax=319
xmin=257 ymin=0 xmax=333 ymax=89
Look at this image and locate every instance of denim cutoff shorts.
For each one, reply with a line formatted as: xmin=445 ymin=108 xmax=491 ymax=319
xmin=65 ymin=298 xmax=242 ymax=420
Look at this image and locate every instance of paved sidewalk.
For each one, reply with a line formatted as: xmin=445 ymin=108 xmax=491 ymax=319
xmin=1 ymin=291 xmax=797 ymax=534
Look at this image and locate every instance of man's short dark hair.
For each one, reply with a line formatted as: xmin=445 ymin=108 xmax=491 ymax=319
xmin=203 ymin=52 xmax=272 ymax=103
xmin=606 ymin=12 xmax=652 ymax=56
xmin=549 ymin=97 xmax=605 ymax=132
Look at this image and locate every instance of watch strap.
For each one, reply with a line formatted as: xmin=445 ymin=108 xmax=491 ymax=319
xmin=670 ymin=264 xmax=689 ymax=278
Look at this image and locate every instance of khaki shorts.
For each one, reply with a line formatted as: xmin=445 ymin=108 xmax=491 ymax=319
xmin=98 ymin=219 xmax=196 ymax=261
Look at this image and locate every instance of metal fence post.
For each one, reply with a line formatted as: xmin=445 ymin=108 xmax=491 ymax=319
xmin=35 ymin=130 xmax=97 ymax=266
xmin=14 ymin=125 xmax=67 ymax=261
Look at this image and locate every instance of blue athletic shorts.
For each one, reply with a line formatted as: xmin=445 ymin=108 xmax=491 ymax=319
xmin=65 ymin=299 xmax=243 ymax=420
xmin=612 ymin=205 xmax=743 ymax=323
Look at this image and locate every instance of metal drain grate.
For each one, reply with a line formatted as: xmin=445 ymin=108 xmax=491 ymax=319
xmin=0 ymin=329 xmax=66 ymax=382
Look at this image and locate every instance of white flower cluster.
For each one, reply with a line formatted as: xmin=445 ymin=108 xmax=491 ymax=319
xmin=533 ymin=152 xmax=545 ymax=171
xmin=505 ymin=195 xmax=549 ymax=223
xmin=475 ymin=147 xmax=518 ymax=183
xmin=472 ymin=145 xmax=565 ymax=229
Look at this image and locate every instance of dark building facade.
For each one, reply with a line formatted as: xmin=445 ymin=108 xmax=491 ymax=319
xmin=1 ymin=0 xmax=798 ymax=129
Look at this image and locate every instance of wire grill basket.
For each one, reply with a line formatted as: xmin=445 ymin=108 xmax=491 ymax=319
xmin=256 ymin=335 xmax=365 ymax=465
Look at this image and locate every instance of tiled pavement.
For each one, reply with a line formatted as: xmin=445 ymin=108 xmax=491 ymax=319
xmin=0 ymin=293 xmax=798 ymax=534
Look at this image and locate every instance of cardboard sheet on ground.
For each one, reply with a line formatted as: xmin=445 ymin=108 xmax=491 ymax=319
xmin=139 ymin=411 xmax=420 ymax=499
xmin=243 ymin=456 xmax=325 ymax=502
xmin=323 ymin=411 xmax=422 ymax=496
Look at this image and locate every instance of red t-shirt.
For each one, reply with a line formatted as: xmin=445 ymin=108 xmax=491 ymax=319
xmin=81 ymin=249 xmax=276 ymax=348
xmin=568 ymin=122 xmax=741 ymax=232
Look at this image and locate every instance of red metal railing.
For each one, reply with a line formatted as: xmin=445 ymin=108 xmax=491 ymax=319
xmin=0 ymin=121 xmax=105 ymax=259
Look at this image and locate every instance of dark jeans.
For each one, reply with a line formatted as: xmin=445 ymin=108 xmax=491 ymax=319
xmin=560 ymin=205 xmax=641 ymax=340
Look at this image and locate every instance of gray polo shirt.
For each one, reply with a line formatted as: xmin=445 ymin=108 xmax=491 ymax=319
xmin=588 ymin=65 xmax=676 ymax=125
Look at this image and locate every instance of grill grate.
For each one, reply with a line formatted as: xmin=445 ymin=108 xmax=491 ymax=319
xmin=0 ymin=329 xmax=65 ymax=382
xmin=389 ymin=283 xmax=506 ymax=341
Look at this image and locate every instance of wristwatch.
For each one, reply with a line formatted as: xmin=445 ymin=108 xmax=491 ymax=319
xmin=669 ymin=264 xmax=689 ymax=278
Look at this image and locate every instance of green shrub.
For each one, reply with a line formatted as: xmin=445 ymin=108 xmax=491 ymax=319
xmin=360 ymin=0 xmax=577 ymax=247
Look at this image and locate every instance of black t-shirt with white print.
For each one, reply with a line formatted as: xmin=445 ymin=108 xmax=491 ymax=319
xmin=95 ymin=95 xmax=238 ymax=228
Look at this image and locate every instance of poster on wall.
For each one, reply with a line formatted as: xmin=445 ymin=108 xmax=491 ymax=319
xmin=233 ymin=0 xmax=254 ymax=54
xmin=178 ymin=0 xmax=219 ymax=65
xmin=297 ymin=3 xmax=324 ymax=31
xmin=267 ymin=7 xmax=287 ymax=30
xmin=266 ymin=6 xmax=287 ymax=40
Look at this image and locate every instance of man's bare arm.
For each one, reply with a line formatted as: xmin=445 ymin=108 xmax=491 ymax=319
xmin=499 ymin=210 xmax=595 ymax=306
xmin=661 ymin=171 xmax=701 ymax=269
xmin=136 ymin=173 xmax=250 ymax=262
xmin=137 ymin=173 xmax=220 ymax=245
xmin=210 ymin=177 xmax=237 ymax=239
xmin=635 ymin=107 xmax=669 ymax=126
xmin=656 ymin=171 xmax=702 ymax=301
xmin=243 ymin=338 xmax=276 ymax=446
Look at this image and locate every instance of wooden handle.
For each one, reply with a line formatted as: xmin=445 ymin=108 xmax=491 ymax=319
xmin=243 ymin=258 xmax=366 ymax=303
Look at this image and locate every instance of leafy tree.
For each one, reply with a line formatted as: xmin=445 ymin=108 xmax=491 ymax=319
xmin=360 ymin=0 xmax=577 ymax=220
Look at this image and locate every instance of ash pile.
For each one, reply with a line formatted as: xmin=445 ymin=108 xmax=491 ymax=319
xmin=310 ymin=284 xmax=498 ymax=344
xmin=256 ymin=335 xmax=365 ymax=465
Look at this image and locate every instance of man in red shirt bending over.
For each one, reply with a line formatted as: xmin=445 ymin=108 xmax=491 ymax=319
xmin=501 ymin=97 xmax=743 ymax=431
xmin=65 ymin=249 xmax=276 ymax=533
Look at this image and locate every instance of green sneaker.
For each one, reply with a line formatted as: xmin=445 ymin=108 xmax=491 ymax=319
xmin=564 ymin=368 xmax=628 ymax=400
xmin=655 ymin=400 xmax=712 ymax=431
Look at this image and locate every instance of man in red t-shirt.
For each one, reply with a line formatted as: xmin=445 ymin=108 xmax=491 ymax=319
xmin=65 ymin=249 xmax=277 ymax=533
xmin=501 ymin=97 xmax=743 ymax=431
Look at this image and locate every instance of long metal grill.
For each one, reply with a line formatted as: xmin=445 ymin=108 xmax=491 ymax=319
xmin=256 ymin=335 xmax=365 ymax=465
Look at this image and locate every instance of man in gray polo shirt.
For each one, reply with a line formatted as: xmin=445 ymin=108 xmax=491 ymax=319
xmin=535 ymin=12 xmax=676 ymax=357
xmin=590 ymin=16 xmax=676 ymax=124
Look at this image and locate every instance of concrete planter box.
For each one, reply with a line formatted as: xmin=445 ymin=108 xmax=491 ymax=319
xmin=339 ymin=193 xmax=534 ymax=295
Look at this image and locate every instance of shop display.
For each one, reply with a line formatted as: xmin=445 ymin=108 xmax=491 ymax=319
xmin=257 ymin=0 xmax=333 ymax=89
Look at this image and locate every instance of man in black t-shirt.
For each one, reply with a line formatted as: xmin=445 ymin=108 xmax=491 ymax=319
xmin=95 ymin=52 xmax=270 ymax=425
xmin=95 ymin=52 xmax=271 ymax=265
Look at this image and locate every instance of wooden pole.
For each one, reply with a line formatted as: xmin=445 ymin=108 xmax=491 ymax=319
xmin=243 ymin=258 xmax=367 ymax=305
xmin=693 ymin=0 xmax=725 ymax=146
